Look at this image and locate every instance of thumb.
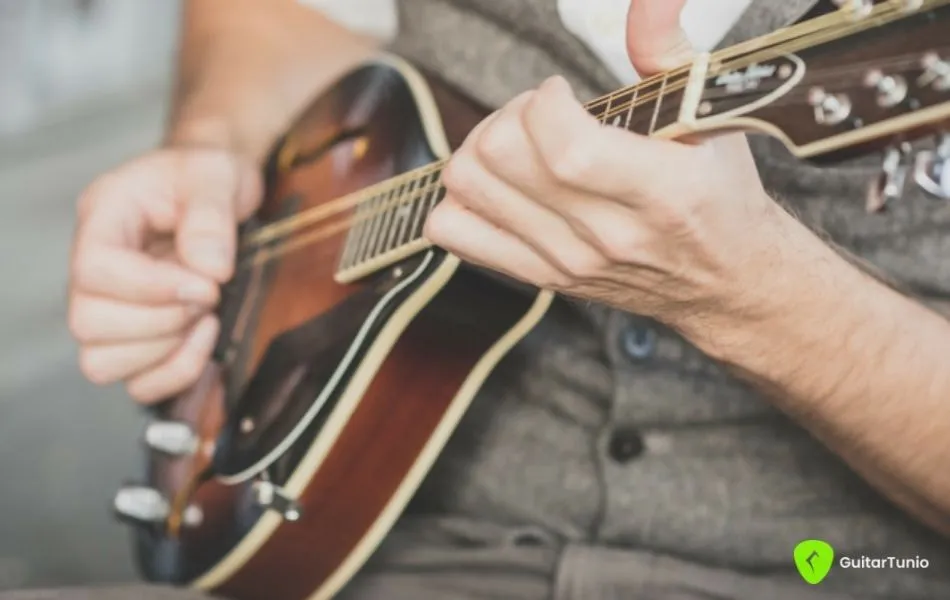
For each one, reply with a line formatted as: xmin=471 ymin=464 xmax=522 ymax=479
xmin=175 ymin=149 xmax=262 ymax=283
xmin=626 ymin=0 xmax=694 ymax=76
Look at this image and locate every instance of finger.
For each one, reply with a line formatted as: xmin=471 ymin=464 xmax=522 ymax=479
xmin=68 ymin=294 xmax=207 ymax=344
xmin=626 ymin=0 xmax=693 ymax=75
xmin=71 ymin=244 xmax=218 ymax=306
xmin=458 ymin=90 xmax=533 ymax=149
xmin=174 ymin=151 xmax=257 ymax=283
xmin=441 ymin=153 xmax=607 ymax=280
xmin=424 ymin=196 xmax=568 ymax=289
xmin=470 ymin=91 xmax=549 ymax=190
xmin=523 ymin=76 xmax=691 ymax=202
xmin=125 ymin=315 xmax=220 ymax=404
xmin=79 ymin=335 xmax=186 ymax=386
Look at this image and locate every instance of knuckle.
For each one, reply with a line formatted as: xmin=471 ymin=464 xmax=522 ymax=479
xmin=441 ymin=155 xmax=479 ymax=196
xmin=547 ymin=144 xmax=593 ymax=185
xmin=652 ymin=205 xmax=694 ymax=237
xmin=474 ymin=122 xmax=512 ymax=164
xmin=558 ymin=251 xmax=608 ymax=280
xmin=598 ymin=228 xmax=644 ymax=264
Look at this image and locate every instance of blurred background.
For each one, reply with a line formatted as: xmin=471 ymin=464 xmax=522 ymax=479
xmin=0 ymin=0 xmax=185 ymax=590
xmin=0 ymin=0 xmax=183 ymax=590
xmin=0 ymin=0 xmax=395 ymax=591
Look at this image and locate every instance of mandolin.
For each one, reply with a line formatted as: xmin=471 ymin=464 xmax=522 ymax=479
xmin=112 ymin=2 xmax=950 ymax=599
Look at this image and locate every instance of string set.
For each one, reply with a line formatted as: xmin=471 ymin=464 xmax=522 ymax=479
xmin=235 ymin=0 xmax=948 ymax=272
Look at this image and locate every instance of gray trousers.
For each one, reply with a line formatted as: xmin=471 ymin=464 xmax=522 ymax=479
xmin=0 ymin=516 xmax=879 ymax=600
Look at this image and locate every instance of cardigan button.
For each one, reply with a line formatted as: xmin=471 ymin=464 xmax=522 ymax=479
xmin=620 ymin=324 xmax=657 ymax=361
xmin=608 ymin=428 xmax=645 ymax=463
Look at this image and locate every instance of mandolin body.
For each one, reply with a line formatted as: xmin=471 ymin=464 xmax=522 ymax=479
xmin=130 ymin=55 xmax=553 ymax=600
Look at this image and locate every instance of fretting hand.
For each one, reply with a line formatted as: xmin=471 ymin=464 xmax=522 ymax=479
xmin=425 ymin=0 xmax=807 ymax=332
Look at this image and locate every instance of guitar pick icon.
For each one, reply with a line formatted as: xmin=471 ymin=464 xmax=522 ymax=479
xmin=794 ymin=539 xmax=835 ymax=584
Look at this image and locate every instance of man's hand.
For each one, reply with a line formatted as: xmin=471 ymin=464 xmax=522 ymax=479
xmin=430 ymin=0 xmax=950 ymax=537
xmin=424 ymin=0 xmax=793 ymax=328
xmin=68 ymin=148 xmax=262 ymax=404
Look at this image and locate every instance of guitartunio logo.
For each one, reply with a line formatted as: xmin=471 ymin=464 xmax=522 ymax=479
xmin=794 ymin=540 xmax=931 ymax=585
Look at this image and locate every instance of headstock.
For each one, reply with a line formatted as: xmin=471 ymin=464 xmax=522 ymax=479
xmin=680 ymin=0 xmax=950 ymax=210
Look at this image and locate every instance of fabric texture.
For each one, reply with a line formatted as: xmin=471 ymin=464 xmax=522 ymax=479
xmin=367 ymin=0 xmax=950 ymax=598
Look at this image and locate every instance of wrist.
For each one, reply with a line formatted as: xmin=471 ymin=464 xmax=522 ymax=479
xmin=672 ymin=199 xmax=864 ymax=366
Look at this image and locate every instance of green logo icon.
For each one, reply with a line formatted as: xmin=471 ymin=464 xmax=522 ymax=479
xmin=794 ymin=539 xmax=835 ymax=584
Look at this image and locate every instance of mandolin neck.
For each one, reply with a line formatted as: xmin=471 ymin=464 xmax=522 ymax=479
xmin=333 ymin=0 xmax=950 ymax=284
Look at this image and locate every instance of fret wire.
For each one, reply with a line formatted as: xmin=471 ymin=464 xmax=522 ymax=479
xmin=648 ymin=75 xmax=668 ymax=135
xmin=605 ymin=88 xmax=635 ymax=128
xmin=339 ymin=194 xmax=371 ymax=269
xmin=349 ymin=192 xmax=381 ymax=265
xmin=367 ymin=182 xmax=403 ymax=261
xmin=599 ymin=93 xmax=613 ymax=124
xmin=403 ymin=170 xmax=434 ymax=246
xmin=385 ymin=177 xmax=417 ymax=254
xmin=356 ymin=187 xmax=395 ymax=263
xmin=409 ymin=171 xmax=439 ymax=244
xmin=426 ymin=184 xmax=445 ymax=235
xmin=378 ymin=181 xmax=407 ymax=257
xmin=623 ymin=86 xmax=639 ymax=129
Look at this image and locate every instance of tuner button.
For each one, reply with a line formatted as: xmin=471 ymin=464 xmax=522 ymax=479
xmin=114 ymin=486 xmax=169 ymax=524
xmin=144 ymin=421 xmax=198 ymax=456
xmin=808 ymin=88 xmax=852 ymax=126
xmin=913 ymin=135 xmax=950 ymax=201
xmin=832 ymin=0 xmax=873 ymax=18
xmin=920 ymin=53 xmax=950 ymax=91
xmin=866 ymin=144 xmax=912 ymax=213
xmin=863 ymin=70 xmax=908 ymax=108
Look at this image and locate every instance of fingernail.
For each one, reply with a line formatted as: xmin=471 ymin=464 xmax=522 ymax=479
xmin=178 ymin=280 xmax=214 ymax=304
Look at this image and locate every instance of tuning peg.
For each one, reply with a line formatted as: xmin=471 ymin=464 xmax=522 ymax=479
xmin=919 ymin=53 xmax=950 ymax=92
xmin=808 ymin=87 xmax=852 ymax=127
xmin=114 ymin=485 xmax=170 ymax=524
xmin=914 ymin=134 xmax=950 ymax=200
xmin=144 ymin=421 xmax=198 ymax=456
xmin=866 ymin=144 xmax=912 ymax=213
xmin=863 ymin=70 xmax=908 ymax=108
xmin=832 ymin=0 xmax=874 ymax=18
xmin=113 ymin=485 xmax=203 ymax=527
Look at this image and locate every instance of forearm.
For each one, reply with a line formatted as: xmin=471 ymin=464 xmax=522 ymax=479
xmin=166 ymin=0 xmax=378 ymax=164
xmin=680 ymin=203 xmax=950 ymax=536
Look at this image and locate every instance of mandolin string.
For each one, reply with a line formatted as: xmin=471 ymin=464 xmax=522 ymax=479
xmin=598 ymin=2 xmax=941 ymax=122
xmin=240 ymin=2 xmax=891 ymax=249
xmin=583 ymin=0 xmax=896 ymax=113
xmin=241 ymin=0 xmax=928 ymax=250
xmin=597 ymin=42 xmax=950 ymax=124
xmin=237 ymin=43 xmax=928 ymax=270
xmin=238 ymin=46 xmax=947 ymax=271
xmin=245 ymin=0 xmax=940 ymax=260
xmin=238 ymin=0 xmax=944 ymax=267
xmin=240 ymin=1 xmax=916 ymax=250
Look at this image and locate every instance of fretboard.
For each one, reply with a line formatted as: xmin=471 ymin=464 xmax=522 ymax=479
xmin=335 ymin=73 xmax=687 ymax=282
